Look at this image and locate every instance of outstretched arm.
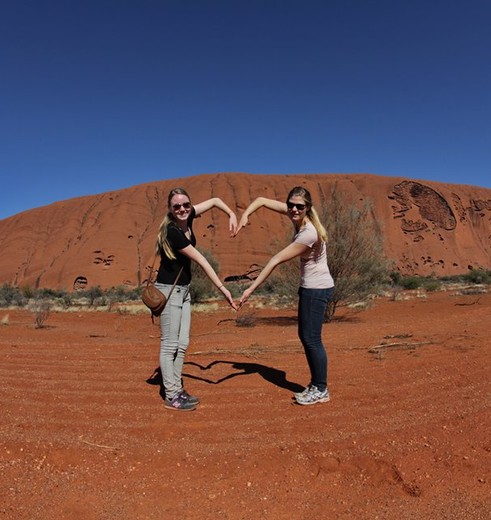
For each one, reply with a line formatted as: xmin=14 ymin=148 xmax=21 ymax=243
xmin=239 ymin=242 xmax=309 ymax=307
xmin=179 ymin=244 xmax=238 ymax=310
xmin=235 ymin=197 xmax=287 ymax=236
xmin=194 ymin=197 xmax=238 ymax=236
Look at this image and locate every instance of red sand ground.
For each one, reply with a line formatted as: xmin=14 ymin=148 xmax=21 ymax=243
xmin=1 ymin=290 xmax=490 ymax=519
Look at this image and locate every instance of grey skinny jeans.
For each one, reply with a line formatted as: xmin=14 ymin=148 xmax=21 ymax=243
xmin=155 ymin=283 xmax=191 ymax=399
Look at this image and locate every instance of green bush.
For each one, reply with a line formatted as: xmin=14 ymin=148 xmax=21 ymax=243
xmin=423 ymin=280 xmax=442 ymax=292
xmin=398 ymin=276 xmax=422 ymax=290
xmin=462 ymin=268 xmax=491 ymax=285
xmin=0 ymin=284 xmax=27 ymax=307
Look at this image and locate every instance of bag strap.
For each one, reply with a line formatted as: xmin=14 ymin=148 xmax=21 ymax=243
xmin=167 ymin=266 xmax=184 ymax=300
xmin=146 ymin=253 xmax=160 ymax=287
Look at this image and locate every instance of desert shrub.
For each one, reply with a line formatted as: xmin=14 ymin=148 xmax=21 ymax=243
xmin=106 ymin=286 xmax=141 ymax=307
xmin=391 ymin=274 xmax=442 ymax=292
xmin=321 ymin=188 xmax=392 ymax=320
xmin=58 ymin=291 xmax=73 ymax=308
xmin=0 ymin=284 xmax=16 ymax=306
xmin=21 ymin=285 xmax=35 ymax=299
xmin=79 ymin=286 xmax=104 ymax=307
xmin=397 ymin=276 xmax=422 ymax=290
xmin=235 ymin=312 xmax=257 ymax=327
xmin=462 ymin=268 xmax=491 ymax=285
xmin=32 ymin=301 xmax=51 ymax=329
xmin=54 ymin=296 xmax=71 ymax=309
xmin=422 ymin=279 xmax=442 ymax=292
xmin=0 ymin=284 xmax=27 ymax=307
xmin=35 ymin=288 xmax=60 ymax=299
xmin=190 ymin=248 xmax=221 ymax=303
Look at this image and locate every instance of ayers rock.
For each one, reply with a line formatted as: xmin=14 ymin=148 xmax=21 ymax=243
xmin=1 ymin=173 xmax=490 ymax=290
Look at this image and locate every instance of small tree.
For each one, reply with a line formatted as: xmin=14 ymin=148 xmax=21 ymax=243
xmin=322 ymin=188 xmax=391 ymax=320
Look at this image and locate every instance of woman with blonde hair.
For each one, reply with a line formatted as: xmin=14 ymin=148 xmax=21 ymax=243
xmin=154 ymin=187 xmax=237 ymax=411
xmin=236 ymin=186 xmax=334 ymax=405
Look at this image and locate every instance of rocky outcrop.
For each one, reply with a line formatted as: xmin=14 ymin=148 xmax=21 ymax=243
xmin=0 ymin=173 xmax=490 ymax=289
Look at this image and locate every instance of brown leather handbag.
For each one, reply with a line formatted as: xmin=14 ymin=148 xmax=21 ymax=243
xmin=142 ymin=254 xmax=183 ymax=318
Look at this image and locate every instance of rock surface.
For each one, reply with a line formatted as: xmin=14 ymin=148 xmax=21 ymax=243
xmin=1 ymin=173 xmax=490 ymax=289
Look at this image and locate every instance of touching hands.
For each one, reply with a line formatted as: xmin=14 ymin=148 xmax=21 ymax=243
xmin=234 ymin=214 xmax=249 ymax=237
xmin=228 ymin=213 xmax=238 ymax=237
xmin=238 ymin=287 xmax=254 ymax=310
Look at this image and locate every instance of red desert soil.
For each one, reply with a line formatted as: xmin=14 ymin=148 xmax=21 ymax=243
xmin=1 ymin=290 xmax=490 ymax=519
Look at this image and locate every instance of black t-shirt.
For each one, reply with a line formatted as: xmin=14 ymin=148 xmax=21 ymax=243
xmin=156 ymin=207 xmax=197 ymax=285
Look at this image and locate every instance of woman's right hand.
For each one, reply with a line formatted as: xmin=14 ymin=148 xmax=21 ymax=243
xmin=238 ymin=287 xmax=254 ymax=309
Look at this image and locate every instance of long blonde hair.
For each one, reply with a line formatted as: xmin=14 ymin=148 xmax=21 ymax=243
xmin=155 ymin=187 xmax=191 ymax=260
xmin=287 ymin=186 xmax=328 ymax=242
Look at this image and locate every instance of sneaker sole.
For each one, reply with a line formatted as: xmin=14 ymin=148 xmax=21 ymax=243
xmin=164 ymin=403 xmax=197 ymax=411
xmin=295 ymin=396 xmax=330 ymax=406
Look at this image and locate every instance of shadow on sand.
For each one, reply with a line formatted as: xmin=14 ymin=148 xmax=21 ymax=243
xmin=146 ymin=360 xmax=303 ymax=397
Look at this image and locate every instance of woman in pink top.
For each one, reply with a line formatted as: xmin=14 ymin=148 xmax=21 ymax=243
xmin=236 ymin=186 xmax=334 ymax=406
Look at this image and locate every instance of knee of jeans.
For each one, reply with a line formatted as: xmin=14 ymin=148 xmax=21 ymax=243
xmin=177 ymin=341 xmax=190 ymax=351
xmin=301 ymin=335 xmax=323 ymax=349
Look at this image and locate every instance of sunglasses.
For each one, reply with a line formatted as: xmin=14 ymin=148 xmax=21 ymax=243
xmin=287 ymin=202 xmax=307 ymax=211
xmin=172 ymin=202 xmax=192 ymax=211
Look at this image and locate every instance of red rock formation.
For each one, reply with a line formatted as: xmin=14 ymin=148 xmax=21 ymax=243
xmin=0 ymin=173 xmax=490 ymax=289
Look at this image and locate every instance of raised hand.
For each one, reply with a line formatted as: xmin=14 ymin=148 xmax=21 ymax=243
xmin=234 ymin=214 xmax=249 ymax=236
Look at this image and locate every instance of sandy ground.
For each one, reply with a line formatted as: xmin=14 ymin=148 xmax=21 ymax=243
xmin=0 ymin=289 xmax=490 ymax=519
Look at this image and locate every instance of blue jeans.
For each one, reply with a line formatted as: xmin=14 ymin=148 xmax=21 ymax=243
xmin=297 ymin=287 xmax=334 ymax=392
xmin=155 ymin=283 xmax=191 ymax=399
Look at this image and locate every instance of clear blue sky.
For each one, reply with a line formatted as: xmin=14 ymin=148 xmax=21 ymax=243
xmin=1 ymin=0 xmax=490 ymax=220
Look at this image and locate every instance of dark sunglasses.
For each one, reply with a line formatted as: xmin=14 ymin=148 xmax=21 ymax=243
xmin=287 ymin=202 xmax=307 ymax=211
xmin=172 ymin=202 xmax=192 ymax=211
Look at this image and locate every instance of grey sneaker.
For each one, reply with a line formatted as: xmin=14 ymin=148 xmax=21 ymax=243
xmin=179 ymin=389 xmax=200 ymax=406
xmin=164 ymin=393 xmax=197 ymax=411
xmin=295 ymin=386 xmax=330 ymax=406
xmin=294 ymin=385 xmax=312 ymax=400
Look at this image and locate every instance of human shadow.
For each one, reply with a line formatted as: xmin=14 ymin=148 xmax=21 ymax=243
xmin=146 ymin=367 xmax=166 ymax=400
xmin=183 ymin=360 xmax=304 ymax=393
xmin=146 ymin=360 xmax=304 ymax=396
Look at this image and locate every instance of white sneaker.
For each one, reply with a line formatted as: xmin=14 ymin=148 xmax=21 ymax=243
xmin=295 ymin=386 xmax=330 ymax=406
xmin=294 ymin=385 xmax=312 ymax=400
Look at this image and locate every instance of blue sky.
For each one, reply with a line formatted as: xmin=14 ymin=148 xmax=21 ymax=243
xmin=1 ymin=0 xmax=490 ymax=220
